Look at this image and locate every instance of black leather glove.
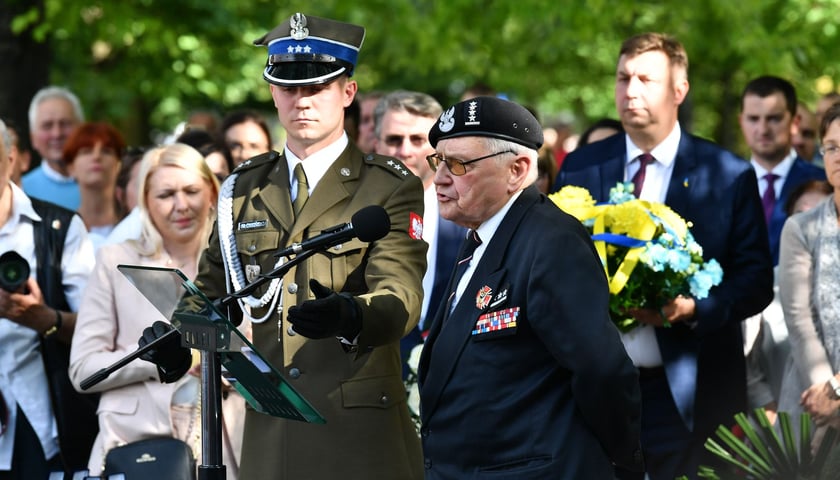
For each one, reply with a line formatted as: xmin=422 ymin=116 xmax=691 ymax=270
xmin=138 ymin=321 xmax=191 ymax=383
xmin=287 ymin=279 xmax=362 ymax=339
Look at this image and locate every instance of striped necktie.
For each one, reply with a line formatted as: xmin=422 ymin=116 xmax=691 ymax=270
xmin=446 ymin=229 xmax=482 ymax=314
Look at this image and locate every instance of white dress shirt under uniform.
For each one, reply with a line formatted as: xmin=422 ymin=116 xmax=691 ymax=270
xmin=620 ymin=123 xmax=681 ymax=367
xmin=0 ymin=183 xmax=94 ymax=470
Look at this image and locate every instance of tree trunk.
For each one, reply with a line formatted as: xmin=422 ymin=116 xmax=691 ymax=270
xmin=0 ymin=0 xmax=50 ymax=169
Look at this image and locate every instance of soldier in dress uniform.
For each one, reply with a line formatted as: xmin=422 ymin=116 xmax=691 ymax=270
xmin=140 ymin=12 xmax=426 ymax=480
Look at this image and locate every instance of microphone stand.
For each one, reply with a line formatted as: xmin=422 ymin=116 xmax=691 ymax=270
xmin=81 ymin=249 xmax=319 ymax=480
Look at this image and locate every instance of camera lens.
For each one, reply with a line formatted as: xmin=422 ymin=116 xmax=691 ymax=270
xmin=0 ymin=251 xmax=30 ymax=292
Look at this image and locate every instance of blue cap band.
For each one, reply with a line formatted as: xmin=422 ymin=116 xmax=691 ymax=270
xmin=268 ymin=36 xmax=359 ymax=67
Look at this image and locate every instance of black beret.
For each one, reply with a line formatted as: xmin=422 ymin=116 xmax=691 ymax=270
xmin=253 ymin=13 xmax=365 ymax=87
xmin=429 ymin=96 xmax=543 ymax=150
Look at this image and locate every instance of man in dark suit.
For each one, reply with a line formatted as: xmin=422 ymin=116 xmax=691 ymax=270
xmin=419 ymin=96 xmax=643 ymax=479
xmin=553 ymin=33 xmax=774 ymax=480
xmin=372 ymin=90 xmax=465 ymax=379
xmin=738 ymin=75 xmax=826 ymax=264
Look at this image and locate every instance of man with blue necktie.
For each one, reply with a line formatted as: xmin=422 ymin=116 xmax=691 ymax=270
xmin=554 ymin=33 xmax=774 ymax=480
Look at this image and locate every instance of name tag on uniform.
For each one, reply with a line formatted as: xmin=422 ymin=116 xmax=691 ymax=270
xmin=238 ymin=220 xmax=267 ymax=231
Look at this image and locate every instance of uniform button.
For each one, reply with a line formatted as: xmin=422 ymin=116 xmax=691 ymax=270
xmin=424 ymin=458 xmax=431 ymax=469
xmin=289 ymin=367 xmax=301 ymax=379
xmin=287 ymin=282 xmax=298 ymax=294
xmin=247 ymin=244 xmax=256 ymax=252
xmin=379 ymin=393 xmax=389 ymax=405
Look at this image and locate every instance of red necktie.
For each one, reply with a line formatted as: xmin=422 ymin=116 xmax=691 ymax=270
xmin=632 ymin=153 xmax=655 ymax=198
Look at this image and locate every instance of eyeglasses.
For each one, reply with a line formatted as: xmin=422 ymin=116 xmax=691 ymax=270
xmin=426 ymin=150 xmax=515 ymax=176
xmin=820 ymin=145 xmax=840 ymax=158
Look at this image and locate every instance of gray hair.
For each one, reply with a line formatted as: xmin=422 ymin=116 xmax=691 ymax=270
xmin=28 ymin=86 xmax=85 ymax=128
xmin=373 ymin=90 xmax=443 ymax=138
xmin=480 ymin=137 xmax=539 ymax=185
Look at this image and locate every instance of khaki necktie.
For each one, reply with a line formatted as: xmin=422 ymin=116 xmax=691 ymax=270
xmin=293 ymin=163 xmax=309 ymax=216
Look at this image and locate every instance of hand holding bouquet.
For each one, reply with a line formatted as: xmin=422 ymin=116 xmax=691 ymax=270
xmin=549 ymin=182 xmax=723 ymax=332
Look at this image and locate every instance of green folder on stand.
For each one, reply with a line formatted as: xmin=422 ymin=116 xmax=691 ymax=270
xmin=118 ymin=264 xmax=325 ymax=424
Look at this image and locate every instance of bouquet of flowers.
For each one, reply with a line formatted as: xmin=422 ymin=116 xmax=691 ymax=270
xmin=549 ymin=182 xmax=723 ymax=332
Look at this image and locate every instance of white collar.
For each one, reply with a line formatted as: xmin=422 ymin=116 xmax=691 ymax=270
xmin=285 ymin=133 xmax=349 ymax=193
xmin=625 ymin=122 xmax=682 ymax=167
xmin=474 ymin=190 xmax=524 ymax=248
xmin=751 ymin=149 xmax=797 ymax=179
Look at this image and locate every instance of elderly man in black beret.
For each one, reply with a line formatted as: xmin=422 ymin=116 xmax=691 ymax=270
xmin=417 ymin=96 xmax=644 ymax=479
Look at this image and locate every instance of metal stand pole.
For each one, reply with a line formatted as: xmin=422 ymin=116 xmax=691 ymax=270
xmin=197 ymin=351 xmax=225 ymax=480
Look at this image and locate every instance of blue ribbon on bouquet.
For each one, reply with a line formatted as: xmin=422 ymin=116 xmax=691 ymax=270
xmin=591 ymin=233 xmax=647 ymax=248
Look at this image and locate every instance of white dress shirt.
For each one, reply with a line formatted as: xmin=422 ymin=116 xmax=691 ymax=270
xmin=0 ymin=183 xmax=94 ymax=469
xmin=419 ymin=185 xmax=440 ymax=328
xmin=751 ymin=149 xmax=797 ymax=200
xmin=620 ymin=123 xmax=681 ymax=367
xmin=285 ymin=134 xmax=349 ymax=200
xmin=452 ymin=190 xmax=523 ymax=308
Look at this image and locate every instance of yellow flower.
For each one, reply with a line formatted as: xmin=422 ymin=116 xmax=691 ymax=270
xmin=549 ymin=186 xmax=596 ymax=221
xmin=649 ymin=203 xmax=689 ymax=240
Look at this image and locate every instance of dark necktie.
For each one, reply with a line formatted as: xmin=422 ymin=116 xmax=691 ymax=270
xmin=446 ymin=229 xmax=482 ymax=314
xmin=292 ymin=163 xmax=309 ymax=216
xmin=632 ymin=153 xmax=655 ymax=198
xmin=761 ymin=173 xmax=779 ymax=224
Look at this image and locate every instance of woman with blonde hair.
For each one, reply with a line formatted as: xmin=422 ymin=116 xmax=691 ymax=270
xmin=68 ymin=143 xmax=242 ymax=477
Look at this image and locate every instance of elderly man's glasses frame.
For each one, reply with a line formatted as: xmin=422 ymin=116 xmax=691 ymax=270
xmin=426 ymin=150 xmax=515 ymax=176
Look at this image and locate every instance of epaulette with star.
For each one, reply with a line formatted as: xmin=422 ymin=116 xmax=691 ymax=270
xmin=231 ymin=150 xmax=280 ymax=173
xmin=363 ymin=153 xmax=414 ymax=180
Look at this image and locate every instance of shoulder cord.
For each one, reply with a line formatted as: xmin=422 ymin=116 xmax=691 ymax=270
xmin=217 ymin=173 xmax=283 ymax=324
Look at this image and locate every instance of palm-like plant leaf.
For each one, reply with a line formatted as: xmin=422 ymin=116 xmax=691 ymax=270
xmin=699 ymin=409 xmax=839 ymax=479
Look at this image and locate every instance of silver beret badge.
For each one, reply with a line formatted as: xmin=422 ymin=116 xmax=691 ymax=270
xmin=290 ymin=13 xmax=309 ymax=40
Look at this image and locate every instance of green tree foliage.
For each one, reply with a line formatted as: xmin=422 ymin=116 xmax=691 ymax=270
xmin=3 ymin=0 xmax=838 ymax=149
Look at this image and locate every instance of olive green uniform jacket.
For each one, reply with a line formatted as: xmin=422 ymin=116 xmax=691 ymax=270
xmin=194 ymin=145 xmax=427 ymax=479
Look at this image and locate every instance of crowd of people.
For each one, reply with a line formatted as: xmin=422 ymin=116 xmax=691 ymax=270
xmin=1 ymin=9 xmax=839 ymax=480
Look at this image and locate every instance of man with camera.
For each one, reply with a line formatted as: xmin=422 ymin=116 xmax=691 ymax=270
xmin=0 ymin=119 xmax=96 ymax=479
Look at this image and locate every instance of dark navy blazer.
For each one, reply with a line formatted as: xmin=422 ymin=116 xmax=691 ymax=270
xmin=419 ymin=186 xmax=643 ymax=479
xmin=766 ymin=156 xmax=825 ymax=264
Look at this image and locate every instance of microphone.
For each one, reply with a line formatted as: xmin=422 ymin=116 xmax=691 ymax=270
xmin=274 ymin=205 xmax=391 ymax=258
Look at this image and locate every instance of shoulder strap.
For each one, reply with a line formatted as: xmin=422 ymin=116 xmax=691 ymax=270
xmin=30 ymin=198 xmax=73 ymax=310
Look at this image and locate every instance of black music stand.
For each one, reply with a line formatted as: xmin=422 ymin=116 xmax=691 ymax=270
xmin=112 ymin=265 xmax=324 ymax=480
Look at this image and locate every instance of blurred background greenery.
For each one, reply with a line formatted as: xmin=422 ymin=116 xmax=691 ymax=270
xmin=1 ymin=0 xmax=838 ymax=155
